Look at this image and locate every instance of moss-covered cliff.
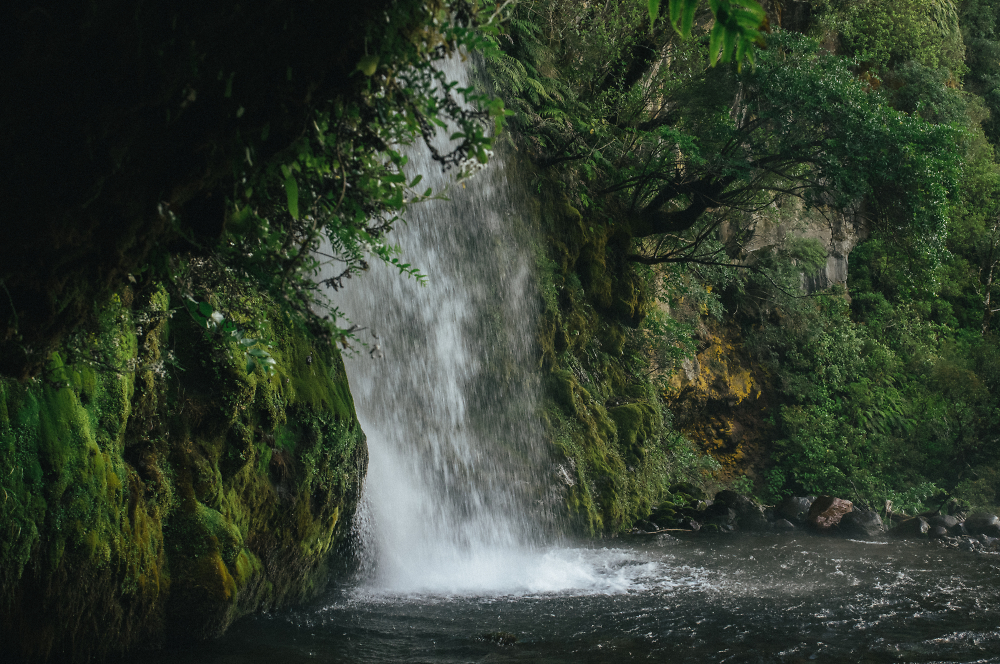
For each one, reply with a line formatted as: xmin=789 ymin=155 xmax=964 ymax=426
xmin=531 ymin=177 xmax=722 ymax=534
xmin=0 ymin=280 xmax=365 ymax=662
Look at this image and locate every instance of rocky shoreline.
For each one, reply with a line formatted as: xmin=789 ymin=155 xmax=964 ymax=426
xmin=630 ymin=487 xmax=1000 ymax=553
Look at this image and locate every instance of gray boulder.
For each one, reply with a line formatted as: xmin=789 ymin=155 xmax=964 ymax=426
xmin=928 ymin=514 xmax=959 ymax=530
xmin=890 ymin=516 xmax=930 ymax=538
xmin=839 ymin=510 xmax=886 ymax=539
xmin=703 ymin=503 xmax=737 ymax=528
xmin=965 ymin=513 xmax=1000 ymax=537
xmin=777 ymin=496 xmax=814 ymax=524
xmin=714 ymin=491 xmax=770 ymax=531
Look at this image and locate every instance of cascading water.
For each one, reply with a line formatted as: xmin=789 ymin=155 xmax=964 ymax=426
xmin=329 ymin=58 xmax=561 ymax=594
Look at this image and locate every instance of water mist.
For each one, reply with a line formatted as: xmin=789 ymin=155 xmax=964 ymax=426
xmin=328 ymin=59 xmax=558 ymax=594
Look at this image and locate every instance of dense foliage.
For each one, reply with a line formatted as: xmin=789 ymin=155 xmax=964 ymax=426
xmin=1 ymin=0 xmax=503 ymax=380
xmin=493 ymin=0 xmax=1000 ymax=516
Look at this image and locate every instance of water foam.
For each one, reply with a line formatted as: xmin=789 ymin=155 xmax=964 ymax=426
xmin=349 ymin=546 xmax=712 ymax=598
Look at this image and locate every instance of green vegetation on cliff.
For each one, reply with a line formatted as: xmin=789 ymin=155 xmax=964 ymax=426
xmin=490 ymin=0 xmax=1000 ymax=524
xmin=0 ymin=274 xmax=366 ymax=662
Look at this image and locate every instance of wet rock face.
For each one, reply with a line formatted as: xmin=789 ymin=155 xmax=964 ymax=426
xmin=0 ymin=285 xmax=367 ymax=662
xmin=839 ymin=510 xmax=886 ymax=539
xmin=808 ymin=496 xmax=854 ymax=530
xmin=928 ymin=515 xmax=959 ymax=531
xmin=965 ymin=513 xmax=1000 ymax=538
xmin=714 ymin=490 xmax=769 ymax=532
xmin=777 ymin=496 xmax=814 ymax=524
xmin=891 ymin=517 xmax=931 ymax=538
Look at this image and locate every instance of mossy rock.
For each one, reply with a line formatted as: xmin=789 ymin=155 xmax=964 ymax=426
xmin=0 ymin=283 xmax=366 ymax=662
xmin=608 ymin=401 xmax=661 ymax=459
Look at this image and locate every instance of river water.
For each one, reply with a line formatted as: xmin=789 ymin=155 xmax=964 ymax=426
xmin=144 ymin=534 xmax=1000 ymax=663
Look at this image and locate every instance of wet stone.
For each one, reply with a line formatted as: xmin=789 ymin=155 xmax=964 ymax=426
xmin=777 ymin=496 xmax=814 ymax=524
xmin=809 ymin=496 xmax=854 ymax=530
xmin=930 ymin=526 xmax=949 ymax=539
xmin=773 ymin=519 xmax=796 ymax=532
xmin=890 ymin=516 xmax=930 ymax=539
xmin=965 ymin=513 xmax=1000 ymax=538
xmin=928 ymin=515 xmax=959 ymax=530
xmin=839 ymin=510 xmax=886 ymax=539
xmin=703 ymin=503 xmax=737 ymax=527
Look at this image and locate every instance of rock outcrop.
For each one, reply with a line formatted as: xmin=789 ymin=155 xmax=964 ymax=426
xmin=0 ymin=284 xmax=366 ymax=662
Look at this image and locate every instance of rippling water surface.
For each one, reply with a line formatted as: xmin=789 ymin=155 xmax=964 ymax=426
xmin=142 ymin=535 xmax=1000 ymax=663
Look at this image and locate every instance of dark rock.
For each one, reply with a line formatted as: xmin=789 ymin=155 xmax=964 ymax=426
xmin=928 ymin=515 xmax=959 ymax=530
xmin=808 ymin=496 xmax=853 ymax=530
xmin=714 ymin=490 xmax=742 ymax=506
xmin=714 ymin=491 xmax=769 ymax=531
xmin=965 ymin=513 xmax=1000 ymax=537
xmin=670 ymin=482 xmax=707 ymax=502
xmin=777 ymin=496 xmax=814 ymax=524
xmin=773 ymin=519 xmax=796 ymax=531
xmin=958 ymin=537 xmax=978 ymax=552
xmin=890 ymin=516 xmax=930 ymax=538
xmin=703 ymin=503 xmax=737 ymax=527
xmin=948 ymin=521 xmax=967 ymax=537
xmin=839 ymin=510 xmax=886 ymax=539
xmin=930 ymin=526 xmax=949 ymax=539
xmin=679 ymin=518 xmax=701 ymax=532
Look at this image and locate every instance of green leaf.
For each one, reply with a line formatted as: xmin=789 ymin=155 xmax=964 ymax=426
xmin=709 ymin=22 xmax=725 ymax=65
xmin=285 ymin=174 xmax=299 ymax=220
xmin=721 ymin=20 xmax=738 ymax=62
xmin=669 ymin=0 xmax=683 ymax=33
xmin=648 ymin=0 xmax=661 ymax=30
xmin=356 ymin=54 xmax=379 ymax=77
xmin=681 ymin=0 xmax=698 ymax=37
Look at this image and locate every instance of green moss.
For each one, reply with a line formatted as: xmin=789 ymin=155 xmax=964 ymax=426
xmin=530 ymin=173 xmax=712 ymax=534
xmin=0 ymin=280 xmax=366 ymax=661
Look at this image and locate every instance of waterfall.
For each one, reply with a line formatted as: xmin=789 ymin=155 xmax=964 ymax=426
xmin=328 ymin=59 xmax=556 ymax=594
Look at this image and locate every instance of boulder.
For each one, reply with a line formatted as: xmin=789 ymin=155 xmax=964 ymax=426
xmin=965 ymin=513 xmax=1000 ymax=537
xmin=839 ymin=510 xmax=886 ymax=539
xmin=669 ymin=482 xmax=708 ymax=502
xmin=958 ymin=537 xmax=979 ymax=552
xmin=714 ymin=491 xmax=769 ymax=531
xmin=679 ymin=518 xmax=701 ymax=532
xmin=777 ymin=496 xmax=814 ymax=524
xmin=890 ymin=516 xmax=930 ymax=538
xmin=808 ymin=496 xmax=853 ymax=530
xmin=928 ymin=514 xmax=959 ymax=530
xmin=703 ymin=503 xmax=737 ymax=528
xmin=930 ymin=526 xmax=949 ymax=539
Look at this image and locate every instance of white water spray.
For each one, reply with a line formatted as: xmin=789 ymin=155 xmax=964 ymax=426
xmin=329 ymin=58 xmax=559 ymax=594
